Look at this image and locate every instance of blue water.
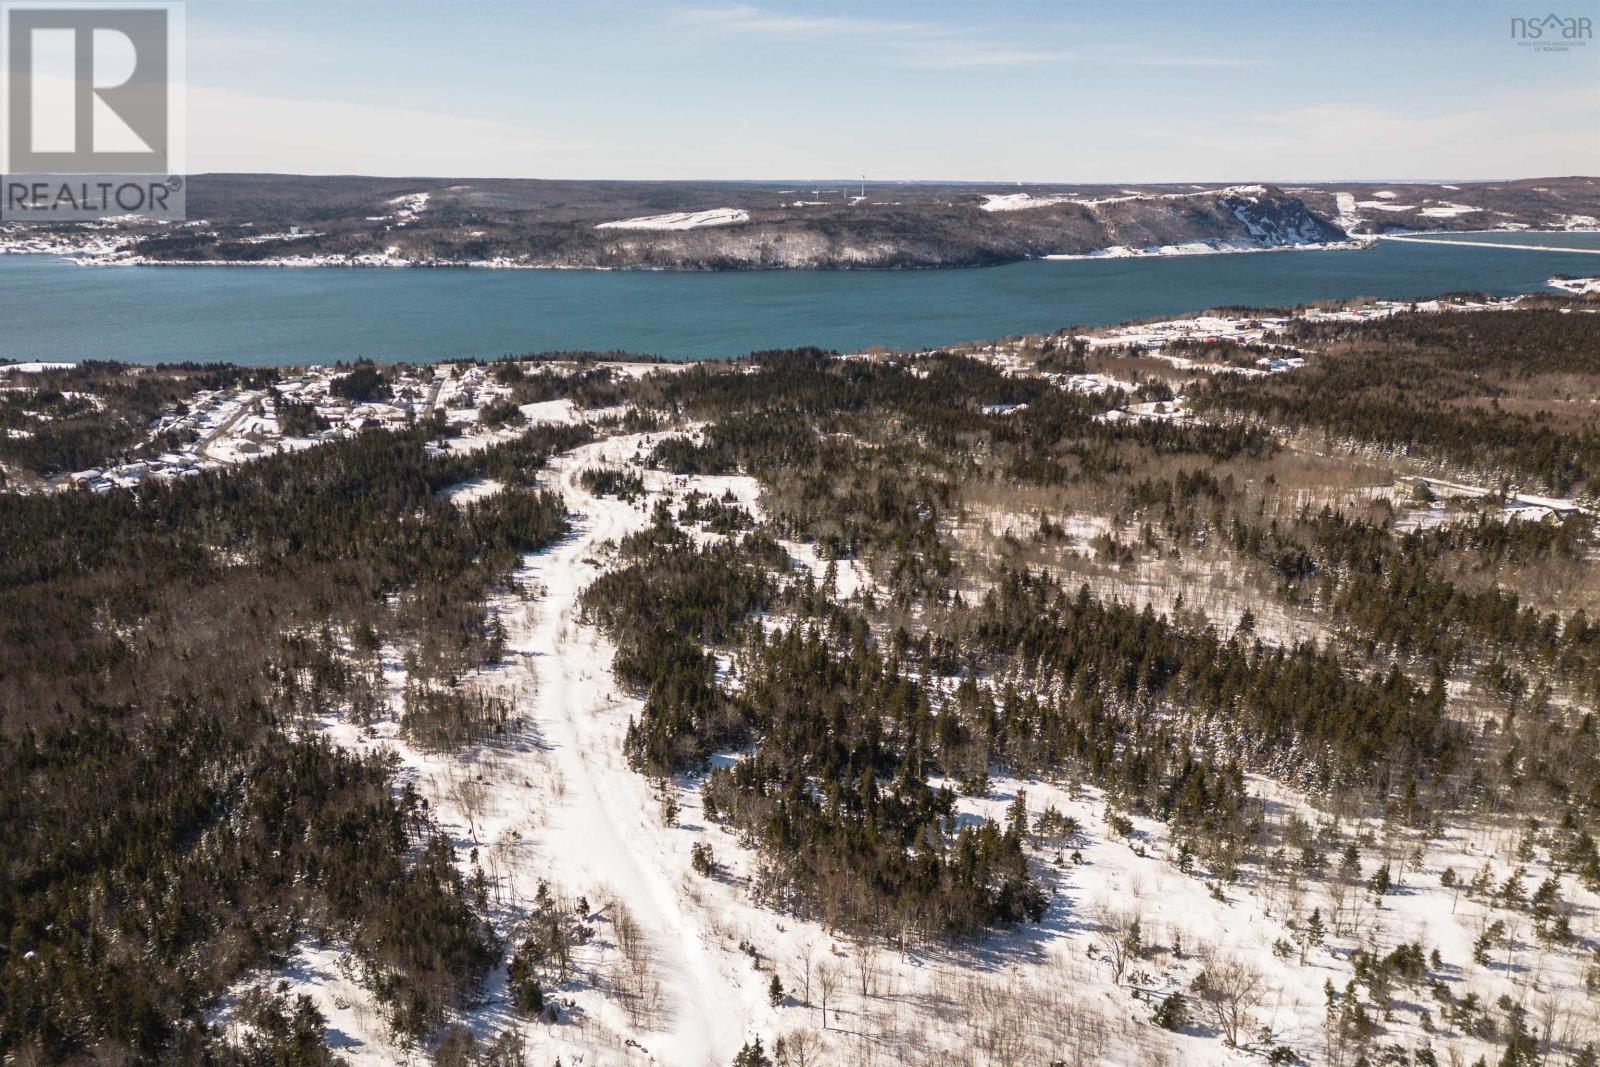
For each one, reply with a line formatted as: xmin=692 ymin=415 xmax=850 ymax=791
xmin=1389 ymin=231 xmax=1600 ymax=248
xmin=3 ymin=233 xmax=1598 ymax=365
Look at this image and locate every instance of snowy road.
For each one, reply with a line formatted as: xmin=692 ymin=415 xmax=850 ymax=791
xmin=244 ymin=433 xmax=762 ymax=1066
xmin=514 ymin=437 xmax=750 ymax=1066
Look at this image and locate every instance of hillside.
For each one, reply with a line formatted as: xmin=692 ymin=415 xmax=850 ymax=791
xmin=2 ymin=175 xmax=1595 ymax=270
xmin=4 ymin=289 xmax=1600 ymax=1066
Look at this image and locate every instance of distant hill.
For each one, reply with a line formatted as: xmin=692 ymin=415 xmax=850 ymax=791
xmin=5 ymin=174 xmax=1596 ymax=269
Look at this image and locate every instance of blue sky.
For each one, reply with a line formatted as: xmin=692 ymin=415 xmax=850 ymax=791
xmin=182 ymin=0 xmax=1600 ymax=180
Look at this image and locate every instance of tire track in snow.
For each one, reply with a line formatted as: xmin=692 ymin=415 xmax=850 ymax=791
xmin=517 ymin=437 xmax=744 ymax=1066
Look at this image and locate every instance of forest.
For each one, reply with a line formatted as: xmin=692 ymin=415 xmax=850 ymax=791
xmin=4 ymin=300 xmax=1600 ymax=1067
xmin=1 ymin=422 xmax=583 ymax=1062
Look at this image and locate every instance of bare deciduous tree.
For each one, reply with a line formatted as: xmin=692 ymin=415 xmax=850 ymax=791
xmin=1092 ymin=905 xmax=1142 ymax=985
xmin=789 ymin=942 xmax=816 ymax=1007
xmin=851 ymin=935 xmax=882 ymax=998
xmin=775 ymin=1027 xmax=827 ymax=1067
xmin=816 ymin=960 xmax=841 ymax=1030
xmin=1191 ymin=951 xmax=1268 ymax=1048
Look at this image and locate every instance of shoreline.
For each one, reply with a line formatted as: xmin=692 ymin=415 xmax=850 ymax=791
xmin=1040 ymin=237 xmax=1372 ymax=261
xmin=1375 ymin=232 xmax=1600 ymax=254
xmin=3 ymin=238 xmax=1375 ymax=272
xmin=2 ymin=227 xmax=1596 ymax=273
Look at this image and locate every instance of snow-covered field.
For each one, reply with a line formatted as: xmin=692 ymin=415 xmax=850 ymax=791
xmin=982 ymin=185 xmax=1273 ymax=214
xmin=596 ymin=209 xmax=750 ymax=231
xmin=1334 ymin=192 xmax=1361 ymax=232
xmin=0 ymin=361 xmax=78 ymax=374
xmin=979 ymin=192 xmax=1081 ymax=212
xmin=365 ymin=192 xmax=431 ymax=226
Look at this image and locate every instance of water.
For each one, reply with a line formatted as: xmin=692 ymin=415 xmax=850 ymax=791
xmin=4 ymin=233 xmax=1598 ymax=365
xmin=1384 ymin=231 xmax=1600 ymax=249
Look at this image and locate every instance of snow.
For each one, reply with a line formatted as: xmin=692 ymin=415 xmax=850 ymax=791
xmin=1047 ymin=241 xmax=1256 ymax=259
xmin=32 ymin=334 xmax=1600 ymax=1063
xmin=1057 ymin=372 xmax=1141 ymax=395
xmin=0 ymin=361 xmax=77 ymax=374
xmin=1508 ymin=490 xmax=1589 ymax=513
xmin=595 ymin=209 xmax=750 ymax=231
xmin=136 ymin=406 xmax=1600 ymax=1065
xmin=220 ymin=436 xmax=777 ymax=1066
xmin=1393 ymin=500 xmax=1456 ymax=533
xmin=1333 ymin=192 xmax=1361 ymax=232
xmin=986 ymin=185 xmax=1276 ymax=215
xmin=515 ymin=442 xmax=756 ymax=1064
xmin=600 ymin=360 xmax=688 ymax=380
xmin=442 ymin=478 xmax=505 ymax=506
xmin=1379 ymin=234 xmax=1600 ymax=255
xmin=1077 ymin=311 xmax=1294 ymax=350
xmin=781 ymin=538 xmax=875 ymax=603
xmin=211 ymin=944 xmax=395 ymax=1066
xmin=1229 ymin=201 xmax=1331 ymax=245
xmin=1417 ymin=203 xmax=1481 ymax=218
xmin=517 ymin=398 xmax=581 ymax=425
xmin=1100 ymin=398 xmax=1191 ymax=424
xmin=980 ymin=192 xmax=1080 ymax=212
xmin=1044 ymin=235 xmax=1359 ymax=261
xmin=1548 ymin=275 xmax=1600 ymax=295
xmin=1406 ymin=477 xmax=1595 ymax=521
xmin=235 ymin=230 xmax=322 ymax=244
xmin=387 ymin=192 xmax=430 ymax=224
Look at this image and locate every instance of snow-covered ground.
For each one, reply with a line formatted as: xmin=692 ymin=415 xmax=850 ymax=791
xmin=596 ymin=209 xmax=750 ymax=231
xmin=1075 ymin=311 xmax=1294 ymax=350
xmin=214 ymin=436 xmax=773 ymax=1066
xmin=1043 ymin=237 xmax=1364 ymax=261
xmin=983 ymin=185 xmax=1273 ymax=214
xmin=1412 ymin=477 xmax=1594 ymax=518
xmin=503 ymin=440 xmax=767 ymax=1065
xmin=194 ymin=412 xmax=1600 ymax=1066
xmin=1064 ymin=294 xmax=1522 ymax=358
xmin=1047 ymin=240 xmax=1260 ymax=259
xmin=979 ymin=192 xmax=1081 ymax=212
xmin=35 ymin=362 xmax=656 ymax=494
xmin=0 ymin=361 xmax=78 ymax=374
xmin=442 ymin=477 xmax=505 ymax=506
xmin=367 ymin=192 xmax=430 ymax=225
xmin=1334 ymin=192 xmax=1361 ymax=232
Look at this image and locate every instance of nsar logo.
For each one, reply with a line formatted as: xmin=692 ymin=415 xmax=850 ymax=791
xmin=1510 ymin=12 xmax=1592 ymax=51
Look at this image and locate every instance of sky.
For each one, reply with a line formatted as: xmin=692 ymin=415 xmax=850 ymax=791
xmin=175 ymin=0 xmax=1600 ymax=181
